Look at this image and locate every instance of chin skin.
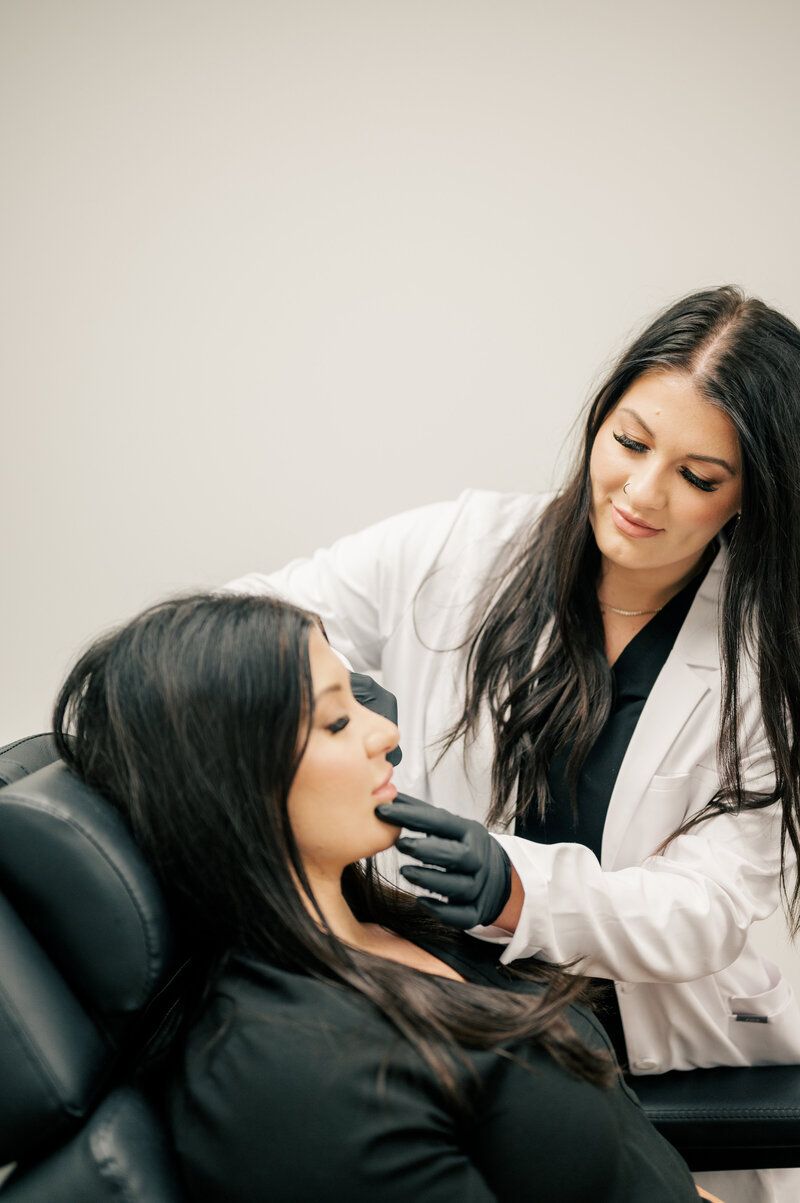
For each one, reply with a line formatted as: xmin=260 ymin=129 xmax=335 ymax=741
xmin=369 ymin=813 xmax=401 ymax=856
xmin=591 ymin=499 xmax=723 ymax=575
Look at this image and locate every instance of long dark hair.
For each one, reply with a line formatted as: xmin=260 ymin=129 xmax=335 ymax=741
xmin=444 ymin=285 xmax=800 ymax=929
xmin=53 ymin=592 xmax=613 ymax=1102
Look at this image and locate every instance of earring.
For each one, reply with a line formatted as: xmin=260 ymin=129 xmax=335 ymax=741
xmin=623 ymin=482 xmax=631 ymax=495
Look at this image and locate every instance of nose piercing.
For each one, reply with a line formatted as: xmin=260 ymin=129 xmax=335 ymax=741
xmin=623 ymin=482 xmax=631 ymax=495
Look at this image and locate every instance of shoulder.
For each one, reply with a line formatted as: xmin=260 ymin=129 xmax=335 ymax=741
xmin=177 ymin=957 xmax=387 ymax=1069
xmin=171 ymin=957 xmax=437 ymax=1123
xmin=399 ymin=491 xmax=552 ymax=644
xmin=441 ymin=488 xmax=554 ymax=544
xmin=358 ymin=488 xmax=554 ymax=580
xmin=367 ymin=488 xmax=553 ymax=557
xmin=417 ymin=488 xmax=554 ymax=589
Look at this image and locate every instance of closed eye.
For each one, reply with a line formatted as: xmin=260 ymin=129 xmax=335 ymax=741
xmin=613 ymin=432 xmax=719 ymax=493
xmin=613 ymin=431 xmax=647 ymax=454
xmin=326 ymin=716 xmax=350 ymax=734
xmin=679 ymin=468 xmax=718 ymax=493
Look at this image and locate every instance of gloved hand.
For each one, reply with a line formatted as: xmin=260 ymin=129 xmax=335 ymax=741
xmin=350 ymin=672 xmax=402 ymax=766
xmin=375 ymin=793 xmax=512 ymax=928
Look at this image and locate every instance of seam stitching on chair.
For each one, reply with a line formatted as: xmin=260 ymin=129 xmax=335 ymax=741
xmin=647 ymin=1107 xmax=800 ymax=1120
xmin=0 ymin=734 xmax=52 ymax=757
xmin=0 ymin=976 xmax=81 ymax=1115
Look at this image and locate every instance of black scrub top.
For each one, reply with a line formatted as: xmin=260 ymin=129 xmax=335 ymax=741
xmin=514 ymin=567 xmax=707 ymax=1064
xmin=169 ymin=934 xmax=699 ymax=1202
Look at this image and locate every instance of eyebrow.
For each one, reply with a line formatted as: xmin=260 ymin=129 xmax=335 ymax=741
xmin=313 ymin=683 xmax=344 ymax=704
xmin=619 ymin=407 xmax=738 ymax=475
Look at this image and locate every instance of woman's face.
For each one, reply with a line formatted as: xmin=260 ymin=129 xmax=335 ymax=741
xmin=589 ymin=370 xmax=743 ymax=576
xmin=287 ymin=628 xmax=401 ymax=874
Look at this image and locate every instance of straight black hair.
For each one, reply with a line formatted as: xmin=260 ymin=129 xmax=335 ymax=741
xmin=54 ymin=592 xmax=614 ymax=1103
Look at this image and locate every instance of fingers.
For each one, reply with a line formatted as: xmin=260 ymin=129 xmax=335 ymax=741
xmin=399 ymin=865 xmax=478 ymax=899
xmin=416 ymin=896 xmax=479 ymax=929
xmin=350 ymin=673 xmax=398 ymax=723
xmin=395 ymin=834 xmax=470 ymax=869
xmin=375 ymin=795 xmax=465 ymax=838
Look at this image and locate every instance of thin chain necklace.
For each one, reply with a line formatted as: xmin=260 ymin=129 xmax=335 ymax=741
xmin=598 ymin=545 xmax=716 ymax=618
xmin=599 ymin=601 xmax=662 ymax=617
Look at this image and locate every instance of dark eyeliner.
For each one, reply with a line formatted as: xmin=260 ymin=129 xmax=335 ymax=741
xmin=326 ymin=716 xmax=350 ymax=734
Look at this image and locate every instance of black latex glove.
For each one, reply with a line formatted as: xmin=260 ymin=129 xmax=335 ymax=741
xmin=350 ymin=672 xmax=402 ymax=766
xmin=375 ymin=793 xmax=512 ymax=928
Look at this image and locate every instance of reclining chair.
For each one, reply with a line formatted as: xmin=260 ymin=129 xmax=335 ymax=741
xmin=0 ymin=734 xmax=185 ymax=1200
xmin=2 ymin=731 xmax=800 ymax=1200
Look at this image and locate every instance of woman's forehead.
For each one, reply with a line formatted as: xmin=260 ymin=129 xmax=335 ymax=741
xmin=612 ymin=371 xmax=741 ymax=460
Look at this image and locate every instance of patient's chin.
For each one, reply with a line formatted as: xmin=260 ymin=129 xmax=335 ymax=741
xmin=367 ymin=817 xmax=401 ymax=855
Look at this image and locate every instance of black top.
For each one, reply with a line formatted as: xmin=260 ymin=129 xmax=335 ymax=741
xmin=168 ymin=935 xmax=698 ymax=1202
xmin=514 ymin=569 xmax=707 ymax=1064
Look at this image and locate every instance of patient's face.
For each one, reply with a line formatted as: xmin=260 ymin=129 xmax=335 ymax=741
xmin=287 ymin=629 xmax=400 ymax=874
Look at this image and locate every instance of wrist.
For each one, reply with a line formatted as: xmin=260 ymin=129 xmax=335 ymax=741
xmin=492 ymin=865 xmax=523 ymax=933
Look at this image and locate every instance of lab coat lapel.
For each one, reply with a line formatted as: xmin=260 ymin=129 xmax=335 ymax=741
xmin=601 ymin=548 xmax=725 ymax=869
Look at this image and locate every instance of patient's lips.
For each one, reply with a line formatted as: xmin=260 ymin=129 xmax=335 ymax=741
xmin=372 ymin=769 xmax=398 ymax=802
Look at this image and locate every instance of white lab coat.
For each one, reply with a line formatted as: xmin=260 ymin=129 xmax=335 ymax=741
xmin=229 ymin=488 xmax=800 ymax=1203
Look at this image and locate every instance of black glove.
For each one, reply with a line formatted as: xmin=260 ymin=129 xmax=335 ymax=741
xmin=375 ymin=793 xmax=512 ymax=928
xmin=350 ymin=672 xmax=402 ymax=766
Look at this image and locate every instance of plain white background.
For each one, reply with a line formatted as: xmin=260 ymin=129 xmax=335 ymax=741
xmin=2 ymin=0 xmax=799 ymax=984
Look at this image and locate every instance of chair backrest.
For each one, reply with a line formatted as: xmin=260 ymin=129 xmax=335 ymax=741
xmin=0 ymin=735 xmax=186 ymax=1201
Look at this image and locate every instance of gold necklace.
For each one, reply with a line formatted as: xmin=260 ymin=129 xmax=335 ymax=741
xmin=599 ymin=601 xmax=662 ymax=617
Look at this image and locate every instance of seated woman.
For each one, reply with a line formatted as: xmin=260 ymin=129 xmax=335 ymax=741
xmin=54 ymin=592 xmax=712 ymax=1202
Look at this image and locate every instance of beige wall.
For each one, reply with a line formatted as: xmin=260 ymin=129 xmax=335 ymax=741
xmin=1 ymin=0 xmax=798 ymax=981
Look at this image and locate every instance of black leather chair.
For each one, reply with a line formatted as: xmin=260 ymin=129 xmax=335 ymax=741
xmin=0 ymin=734 xmax=186 ymax=1200
xmin=2 ymin=732 xmax=800 ymax=1197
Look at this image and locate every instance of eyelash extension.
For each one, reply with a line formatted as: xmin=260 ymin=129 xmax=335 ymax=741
xmin=612 ymin=432 xmax=718 ymax=493
xmin=679 ymin=467 xmax=718 ymax=493
xmin=326 ymin=716 xmax=350 ymax=734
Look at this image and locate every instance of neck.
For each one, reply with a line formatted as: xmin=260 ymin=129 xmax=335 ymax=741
xmin=298 ymin=860 xmax=371 ymax=948
xmin=598 ymin=546 xmax=712 ymax=613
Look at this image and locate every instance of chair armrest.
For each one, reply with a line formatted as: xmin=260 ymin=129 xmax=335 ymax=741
xmin=632 ymin=1064 xmax=800 ymax=1171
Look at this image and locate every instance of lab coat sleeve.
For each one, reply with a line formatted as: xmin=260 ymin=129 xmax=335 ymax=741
xmin=475 ymin=740 xmax=783 ymax=984
xmin=224 ymin=491 xmax=509 ymax=674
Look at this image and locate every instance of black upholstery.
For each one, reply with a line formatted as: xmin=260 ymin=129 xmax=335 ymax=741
xmin=1 ymin=731 xmax=800 ymax=1194
xmin=0 ymin=1088 xmax=184 ymax=1202
xmin=0 ymin=735 xmax=186 ymax=1201
xmin=0 ymin=733 xmax=58 ymax=787
xmin=632 ymin=1065 xmax=800 ymax=1171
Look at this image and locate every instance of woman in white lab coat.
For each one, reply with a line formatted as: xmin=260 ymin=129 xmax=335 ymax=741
xmin=229 ymin=286 xmax=800 ymax=1203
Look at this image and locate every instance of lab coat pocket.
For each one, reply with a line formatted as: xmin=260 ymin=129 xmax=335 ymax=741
xmin=635 ymin=771 xmax=718 ymax=859
xmin=648 ymin=767 xmax=719 ymax=817
xmin=617 ymin=775 xmax=693 ymax=864
xmin=727 ymin=963 xmax=800 ymax=1064
xmin=647 ymin=773 xmax=694 ymax=795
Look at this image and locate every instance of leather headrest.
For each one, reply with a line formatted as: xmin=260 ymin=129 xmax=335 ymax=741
xmin=0 ymin=761 xmax=177 ymax=1026
xmin=0 ymin=733 xmax=59 ymax=787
